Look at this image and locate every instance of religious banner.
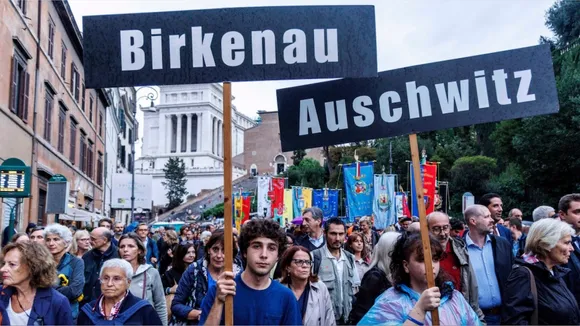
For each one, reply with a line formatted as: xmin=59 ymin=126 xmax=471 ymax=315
xmin=395 ymin=192 xmax=405 ymax=218
xmin=271 ymin=177 xmax=285 ymax=226
xmin=343 ymin=162 xmax=374 ymax=219
xmin=234 ymin=193 xmax=243 ymax=231
xmin=410 ymin=163 xmax=438 ymax=216
xmin=283 ymin=188 xmax=294 ymax=224
xmin=373 ymin=174 xmax=396 ymax=229
xmin=257 ymin=176 xmax=272 ymax=218
xmin=313 ymin=189 xmax=339 ymax=218
xmin=293 ymin=187 xmax=306 ymax=218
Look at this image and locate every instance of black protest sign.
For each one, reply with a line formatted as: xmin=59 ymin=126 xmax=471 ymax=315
xmin=83 ymin=6 xmax=377 ymax=88
xmin=276 ymin=44 xmax=558 ymax=152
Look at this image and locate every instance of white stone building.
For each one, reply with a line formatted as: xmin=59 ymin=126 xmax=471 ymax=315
xmin=136 ymin=84 xmax=256 ymax=206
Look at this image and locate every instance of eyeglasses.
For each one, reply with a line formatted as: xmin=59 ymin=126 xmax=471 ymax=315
xmin=292 ymin=259 xmax=312 ymax=267
xmin=99 ymin=276 xmax=127 ymax=284
xmin=430 ymin=224 xmax=450 ymax=235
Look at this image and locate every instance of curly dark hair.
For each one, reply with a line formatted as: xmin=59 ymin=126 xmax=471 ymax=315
xmin=390 ymin=232 xmax=453 ymax=297
xmin=1 ymin=241 xmax=57 ymax=288
xmin=205 ymin=230 xmax=238 ymax=263
xmin=118 ymin=233 xmax=146 ymax=265
xmin=279 ymin=245 xmax=318 ymax=284
xmin=239 ymin=219 xmax=287 ymax=258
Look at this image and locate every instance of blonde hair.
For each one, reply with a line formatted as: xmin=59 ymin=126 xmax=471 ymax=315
xmin=70 ymin=229 xmax=91 ymax=255
xmin=164 ymin=230 xmax=178 ymax=245
xmin=525 ymin=218 xmax=575 ymax=258
xmin=369 ymin=231 xmax=401 ymax=282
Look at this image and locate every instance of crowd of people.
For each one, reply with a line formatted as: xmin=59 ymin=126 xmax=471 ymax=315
xmin=0 ymin=191 xmax=578 ymax=325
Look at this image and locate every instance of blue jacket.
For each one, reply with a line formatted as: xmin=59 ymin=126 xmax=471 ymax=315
xmin=563 ymin=242 xmax=580 ymax=308
xmin=55 ymin=252 xmax=85 ymax=320
xmin=82 ymin=244 xmax=120 ymax=305
xmin=0 ymin=286 xmax=72 ymax=325
xmin=145 ymin=237 xmax=159 ymax=266
xmin=496 ymin=224 xmax=512 ymax=242
xmin=78 ymin=291 xmax=163 ymax=325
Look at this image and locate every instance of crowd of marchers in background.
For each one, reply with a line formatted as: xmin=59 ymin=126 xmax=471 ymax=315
xmin=0 ymin=192 xmax=578 ymax=325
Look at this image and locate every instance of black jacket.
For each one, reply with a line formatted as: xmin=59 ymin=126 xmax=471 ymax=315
xmin=501 ymin=259 xmax=580 ymax=325
xmin=348 ymin=266 xmax=391 ymax=325
xmin=81 ymin=244 xmax=119 ymax=305
xmin=78 ymin=291 xmax=163 ymax=325
xmin=295 ymin=234 xmax=326 ymax=252
xmin=490 ymin=234 xmax=514 ymax=297
xmin=563 ymin=242 xmax=580 ymax=307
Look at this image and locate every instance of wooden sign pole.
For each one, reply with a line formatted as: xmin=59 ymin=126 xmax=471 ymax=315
xmin=408 ymin=133 xmax=439 ymax=325
xmin=222 ymin=82 xmax=234 ymax=325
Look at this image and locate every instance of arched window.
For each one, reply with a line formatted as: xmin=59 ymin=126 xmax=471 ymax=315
xmin=274 ymin=155 xmax=286 ymax=175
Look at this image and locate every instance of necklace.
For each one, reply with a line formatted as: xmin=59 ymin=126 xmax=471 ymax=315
xmin=14 ymin=294 xmax=32 ymax=319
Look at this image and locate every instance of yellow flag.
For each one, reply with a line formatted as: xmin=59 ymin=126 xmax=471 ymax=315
xmin=283 ymin=189 xmax=293 ymax=224
xmin=302 ymin=188 xmax=313 ymax=210
xmin=234 ymin=195 xmax=243 ymax=231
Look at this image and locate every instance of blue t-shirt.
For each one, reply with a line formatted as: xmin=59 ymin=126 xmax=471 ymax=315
xmin=199 ymin=274 xmax=302 ymax=325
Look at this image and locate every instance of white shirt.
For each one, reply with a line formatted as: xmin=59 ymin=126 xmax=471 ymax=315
xmin=7 ymin=298 xmax=31 ymax=326
xmin=322 ymin=245 xmax=361 ymax=301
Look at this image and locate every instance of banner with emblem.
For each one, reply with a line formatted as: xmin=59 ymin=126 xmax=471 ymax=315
xmin=283 ymin=189 xmax=294 ymax=223
xmin=234 ymin=193 xmax=243 ymax=231
xmin=343 ymin=162 xmax=374 ymax=220
xmin=241 ymin=194 xmax=252 ymax=225
xmin=313 ymin=189 xmax=339 ymax=218
xmin=293 ymin=187 xmax=305 ymax=218
xmin=271 ymin=177 xmax=285 ymax=226
xmin=257 ymin=176 xmax=272 ymax=218
xmin=373 ymin=174 xmax=396 ymax=229
xmin=410 ymin=163 xmax=437 ymax=216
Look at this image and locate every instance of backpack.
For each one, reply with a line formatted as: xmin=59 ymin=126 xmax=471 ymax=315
xmin=81 ymin=299 xmax=149 ymax=325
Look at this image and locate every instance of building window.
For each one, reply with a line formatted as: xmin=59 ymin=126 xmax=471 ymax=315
xmin=16 ymin=0 xmax=26 ymax=14
xmin=87 ymin=140 xmax=94 ymax=178
xmin=47 ymin=17 xmax=55 ymax=59
xmin=98 ymin=111 xmax=103 ymax=137
xmin=128 ymin=128 xmax=132 ymax=144
xmin=70 ymin=119 xmax=77 ymax=164
xmin=71 ymin=63 xmax=80 ymax=101
xmin=60 ymin=42 xmax=67 ymax=78
xmin=120 ymin=146 xmax=126 ymax=168
xmin=97 ymin=152 xmax=103 ymax=186
xmin=43 ymin=91 xmax=54 ymax=142
xmin=89 ymin=96 xmax=94 ymax=123
xmin=79 ymin=132 xmax=87 ymax=174
xmin=81 ymin=83 xmax=85 ymax=112
xmin=57 ymin=105 xmax=66 ymax=153
xmin=9 ymin=50 xmax=30 ymax=123
xmin=127 ymin=153 xmax=133 ymax=173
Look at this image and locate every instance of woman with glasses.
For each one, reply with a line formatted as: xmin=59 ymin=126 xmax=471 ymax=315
xmin=171 ymin=230 xmax=241 ymax=324
xmin=119 ymin=233 xmax=168 ymax=325
xmin=70 ymin=230 xmax=91 ymax=258
xmin=45 ymin=224 xmax=85 ymax=323
xmin=279 ymin=245 xmax=335 ymax=326
xmin=0 ymin=241 xmax=72 ymax=325
xmin=77 ymin=259 xmax=163 ymax=325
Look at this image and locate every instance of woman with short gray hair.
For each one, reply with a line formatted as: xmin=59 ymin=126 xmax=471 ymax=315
xmin=78 ymin=258 xmax=163 ymax=325
xmin=502 ymin=218 xmax=580 ymax=324
xmin=45 ymin=223 xmax=85 ymax=323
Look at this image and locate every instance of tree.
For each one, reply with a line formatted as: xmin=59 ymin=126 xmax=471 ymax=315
xmin=545 ymin=0 xmax=580 ymax=47
xmin=291 ymin=149 xmax=306 ymax=166
xmin=285 ymin=158 xmax=326 ymax=189
xmin=449 ymin=156 xmax=497 ymax=214
xmin=162 ymin=157 xmax=188 ymax=210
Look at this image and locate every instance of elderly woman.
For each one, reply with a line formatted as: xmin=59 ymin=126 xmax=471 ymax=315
xmin=70 ymin=230 xmax=92 ymax=258
xmin=0 ymin=241 xmax=72 ymax=325
xmin=349 ymin=231 xmax=400 ymax=325
xmin=359 ymin=233 xmax=480 ymax=325
xmin=280 ymin=245 xmax=336 ymax=326
xmin=502 ymin=218 xmax=580 ymax=325
xmin=171 ymin=230 xmax=241 ymax=324
xmin=77 ymin=259 xmax=163 ymax=325
xmin=44 ymin=223 xmax=86 ymax=322
xmin=119 ymin=233 xmax=168 ymax=325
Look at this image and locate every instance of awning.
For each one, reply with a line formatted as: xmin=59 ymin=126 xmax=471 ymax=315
xmin=58 ymin=207 xmax=94 ymax=223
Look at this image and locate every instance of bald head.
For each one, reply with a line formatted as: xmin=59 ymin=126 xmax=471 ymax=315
xmin=464 ymin=205 xmax=494 ymax=236
xmin=91 ymin=227 xmax=113 ymax=252
xmin=427 ymin=211 xmax=451 ymax=246
xmin=407 ymin=222 xmax=420 ymax=233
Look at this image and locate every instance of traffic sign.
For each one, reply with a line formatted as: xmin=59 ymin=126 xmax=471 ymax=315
xmin=0 ymin=158 xmax=31 ymax=198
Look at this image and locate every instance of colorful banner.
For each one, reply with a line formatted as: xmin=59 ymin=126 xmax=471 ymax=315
xmin=373 ymin=174 xmax=396 ymax=229
xmin=242 ymin=194 xmax=251 ymax=225
xmin=302 ymin=188 xmax=313 ymax=211
xmin=283 ymin=189 xmax=294 ymax=224
xmin=395 ymin=192 xmax=405 ymax=218
xmin=234 ymin=194 xmax=243 ymax=231
xmin=271 ymin=178 xmax=285 ymax=225
xmin=293 ymin=187 xmax=308 ymax=217
xmin=257 ymin=176 xmax=272 ymax=218
xmin=313 ymin=189 xmax=339 ymax=218
xmin=410 ymin=163 xmax=438 ymax=216
xmin=343 ymin=162 xmax=374 ymax=221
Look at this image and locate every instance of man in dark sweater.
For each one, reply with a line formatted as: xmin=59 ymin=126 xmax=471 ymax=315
xmin=295 ymin=207 xmax=326 ymax=251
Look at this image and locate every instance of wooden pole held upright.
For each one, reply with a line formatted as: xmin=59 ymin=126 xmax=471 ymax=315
xmin=409 ymin=133 xmax=439 ymax=325
xmin=223 ymin=82 xmax=234 ymax=325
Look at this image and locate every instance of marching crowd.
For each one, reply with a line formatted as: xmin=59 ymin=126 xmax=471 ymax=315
xmin=0 ymin=192 xmax=578 ymax=325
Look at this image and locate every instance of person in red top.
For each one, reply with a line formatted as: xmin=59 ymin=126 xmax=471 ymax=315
xmin=426 ymin=212 xmax=485 ymax=323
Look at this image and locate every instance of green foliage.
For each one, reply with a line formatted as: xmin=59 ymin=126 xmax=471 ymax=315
xmin=291 ymin=149 xmax=306 ymax=166
xmin=285 ymin=158 xmax=326 ymax=189
xmin=162 ymin=157 xmax=188 ymax=210
xmin=202 ymin=203 xmax=224 ymax=218
xmin=545 ymin=0 xmax=580 ymax=47
xmin=449 ymin=156 xmax=497 ymax=213
xmin=485 ymin=164 xmax=531 ymax=214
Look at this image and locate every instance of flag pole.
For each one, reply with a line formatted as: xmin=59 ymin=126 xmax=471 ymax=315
xmin=223 ymin=82 xmax=234 ymax=325
xmin=409 ymin=133 xmax=439 ymax=325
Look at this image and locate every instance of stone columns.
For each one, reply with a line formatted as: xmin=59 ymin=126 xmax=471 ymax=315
xmin=186 ymin=113 xmax=192 ymax=153
xmin=176 ymin=114 xmax=182 ymax=153
xmin=196 ymin=113 xmax=202 ymax=152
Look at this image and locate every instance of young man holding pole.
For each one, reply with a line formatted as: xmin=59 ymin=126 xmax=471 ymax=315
xmin=200 ymin=219 xmax=301 ymax=325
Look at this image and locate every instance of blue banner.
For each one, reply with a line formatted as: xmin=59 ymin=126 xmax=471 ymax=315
xmin=343 ymin=162 xmax=374 ymax=221
xmin=313 ymin=189 xmax=339 ymax=218
xmin=373 ymin=174 xmax=396 ymax=229
xmin=293 ymin=187 xmax=305 ymax=218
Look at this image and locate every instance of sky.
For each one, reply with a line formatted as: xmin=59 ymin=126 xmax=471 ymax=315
xmin=68 ymin=0 xmax=556 ymax=155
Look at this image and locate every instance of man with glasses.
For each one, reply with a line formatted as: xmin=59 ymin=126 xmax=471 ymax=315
xmin=81 ymin=227 xmax=119 ymax=305
xmin=427 ymin=211 xmax=485 ymax=323
xmin=136 ymin=223 xmax=158 ymax=266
